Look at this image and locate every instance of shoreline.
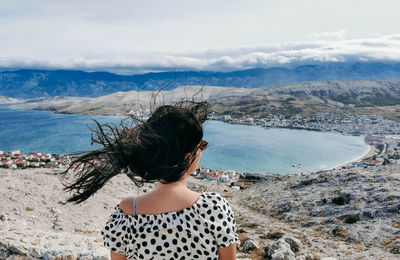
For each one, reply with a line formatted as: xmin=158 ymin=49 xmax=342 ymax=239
xmin=0 ymin=107 xmax=386 ymax=177
xmin=322 ymin=144 xmax=375 ymax=172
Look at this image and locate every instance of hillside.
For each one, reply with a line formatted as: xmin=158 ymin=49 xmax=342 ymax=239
xmin=1 ymin=62 xmax=400 ymax=98
xmin=7 ymin=79 xmax=400 ymax=122
xmin=1 ymin=164 xmax=399 ymax=259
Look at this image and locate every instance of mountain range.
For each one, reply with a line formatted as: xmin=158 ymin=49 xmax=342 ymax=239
xmin=1 ymin=62 xmax=400 ymax=98
xmin=7 ymin=80 xmax=400 ymax=122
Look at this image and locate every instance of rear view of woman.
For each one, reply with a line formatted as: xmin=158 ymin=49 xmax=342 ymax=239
xmin=63 ymin=101 xmax=238 ymax=259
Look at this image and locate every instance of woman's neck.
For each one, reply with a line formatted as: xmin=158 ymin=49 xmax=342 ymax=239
xmin=154 ymin=177 xmax=189 ymax=193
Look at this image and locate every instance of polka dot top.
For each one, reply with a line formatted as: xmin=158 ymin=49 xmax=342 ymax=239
xmin=101 ymin=192 xmax=238 ymax=259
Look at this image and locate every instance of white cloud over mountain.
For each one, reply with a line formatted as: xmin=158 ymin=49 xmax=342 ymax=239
xmin=1 ymin=34 xmax=400 ymax=74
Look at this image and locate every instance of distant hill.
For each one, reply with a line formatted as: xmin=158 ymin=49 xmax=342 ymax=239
xmin=8 ymin=80 xmax=400 ymax=121
xmin=1 ymin=62 xmax=400 ymax=98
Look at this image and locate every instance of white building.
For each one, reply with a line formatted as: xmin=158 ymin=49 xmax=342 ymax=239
xmin=11 ymin=150 xmax=21 ymax=156
xmin=220 ymin=175 xmax=230 ymax=183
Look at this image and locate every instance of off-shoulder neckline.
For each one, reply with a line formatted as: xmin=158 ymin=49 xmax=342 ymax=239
xmin=115 ymin=191 xmax=215 ymax=217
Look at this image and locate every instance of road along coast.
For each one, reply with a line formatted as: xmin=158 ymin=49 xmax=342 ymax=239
xmin=1 ymin=163 xmax=399 ymax=260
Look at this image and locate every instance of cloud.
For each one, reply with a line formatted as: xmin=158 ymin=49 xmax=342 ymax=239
xmin=307 ymin=30 xmax=347 ymax=41
xmin=1 ymin=34 xmax=400 ymax=74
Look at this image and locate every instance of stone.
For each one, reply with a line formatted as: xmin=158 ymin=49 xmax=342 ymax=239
xmin=59 ymin=239 xmax=73 ymax=246
xmin=31 ymin=239 xmax=40 ymax=246
xmin=78 ymin=252 xmax=94 ymax=260
xmin=5 ymin=256 xmax=35 ymax=260
xmin=30 ymin=248 xmax=42 ymax=258
xmin=37 ymin=233 xmax=46 ymax=238
xmin=53 ymin=250 xmax=79 ymax=260
xmin=9 ymin=245 xmax=28 ymax=255
xmin=78 ymin=254 xmax=93 ymax=260
xmin=321 ymin=258 xmax=338 ymax=260
xmin=243 ymin=239 xmax=259 ymax=252
xmin=92 ymin=247 xmax=109 ymax=260
xmin=42 ymin=252 xmax=56 ymax=260
xmin=44 ymin=242 xmax=53 ymax=249
xmin=0 ymin=215 xmax=5 ymax=221
xmin=268 ymin=240 xmax=295 ymax=259
xmin=0 ymin=243 xmax=9 ymax=260
xmin=283 ymin=236 xmax=301 ymax=253
xmin=94 ymin=237 xmax=103 ymax=243
xmin=304 ymin=254 xmax=313 ymax=260
xmin=271 ymin=250 xmax=295 ymax=260
xmin=50 ymin=208 xmax=61 ymax=215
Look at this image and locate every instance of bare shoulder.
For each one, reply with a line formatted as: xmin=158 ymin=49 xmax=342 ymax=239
xmin=118 ymin=197 xmax=134 ymax=215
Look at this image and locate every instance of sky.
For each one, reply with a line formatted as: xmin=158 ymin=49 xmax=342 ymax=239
xmin=1 ymin=0 xmax=400 ymax=74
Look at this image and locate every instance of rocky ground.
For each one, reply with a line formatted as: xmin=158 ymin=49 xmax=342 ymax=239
xmin=0 ymin=165 xmax=399 ymax=260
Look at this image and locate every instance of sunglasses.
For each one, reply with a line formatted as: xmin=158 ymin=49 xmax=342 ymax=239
xmin=198 ymin=140 xmax=209 ymax=151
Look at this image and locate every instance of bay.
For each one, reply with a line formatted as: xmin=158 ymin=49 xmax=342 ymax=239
xmin=0 ymin=108 xmax=369 ymax=174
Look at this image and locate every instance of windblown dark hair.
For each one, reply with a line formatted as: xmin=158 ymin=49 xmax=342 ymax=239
xmin=61 ymin=100 xmax=208 ymax=204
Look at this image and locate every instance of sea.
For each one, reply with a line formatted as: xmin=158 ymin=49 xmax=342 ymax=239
xmin=0 ymin=107 xmax=370 ymax=174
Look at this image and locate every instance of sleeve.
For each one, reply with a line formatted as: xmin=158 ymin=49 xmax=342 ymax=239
xmin=101 ymin=207 xmax=130 ymax=255
xmin=212 ymin=195 xmax=239 ymax=248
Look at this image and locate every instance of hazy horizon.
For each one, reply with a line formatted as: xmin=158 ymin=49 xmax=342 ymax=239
xmin=1 ymin=1 xmax=400 ymax=74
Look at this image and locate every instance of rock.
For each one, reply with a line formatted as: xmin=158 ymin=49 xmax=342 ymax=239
xmin=14 ymin=220 xmax=26 ymax=230
xmin=243 ymin=239 xmax=259 ymax=252
xmin=30 ymin=239 xmax=40 ymax=246
xmin=295 ymin=256 xmax=313 ymax=260
xmin=9 ymin=245 xmax=28 ymax=255
xmin=44 ymin=242 xmax=53 ymax=249
xmin=37 ymin=233 xmax=46 ymax=238
xmin=283 ymin=236 xmax=301 ymax=253
xmin=78 ymin=251 xmax=94 ymax=260
xmin=5 ymin=256 xmax=34 ymax=260
xmin=59 ymin=238 xmax=74 ymax=246
xmin=50 ymin=208 xmax=61 ymax=215
xmin=268 ymin=240 xmax=294 ymax=258
xmin=42 ymin=252 xmax=56 ymax=260
xmin=92 ymin=247 xmax=109 ymax=260
xmin=0 ymin=242 xmax=9 ymax=260
xmin=54 ymin=250 xmax=79 ymax=260
xmin=304 ymin=254 xmax=313 ymax=260
xmin=271 ymin=250 xmax=295 ymax=260
xmin=0 ymin=215 xmax=6 ymax=222
xmin=330 ymin=225 xmax=347 ymax=238
xmin=30 ymin=248 xmax=42 ymax=258
xmin=321 ymin=258 xmax=338 ymax=260
xmin=94 ymin=237 xmax=103 ymax=243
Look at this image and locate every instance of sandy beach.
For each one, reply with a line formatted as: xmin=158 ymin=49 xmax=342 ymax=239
xmin=332 ymin=144 xmax=376 ymax=171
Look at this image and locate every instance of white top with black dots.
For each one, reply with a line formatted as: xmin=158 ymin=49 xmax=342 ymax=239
xmin=101 ymin=192 xmax=238 ymax=260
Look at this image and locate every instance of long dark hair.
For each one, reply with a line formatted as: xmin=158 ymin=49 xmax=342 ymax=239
xmin=61 ymin=101 xmax=208 ymax=204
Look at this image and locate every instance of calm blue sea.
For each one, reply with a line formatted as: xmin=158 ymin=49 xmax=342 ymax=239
xmin=0 ymin=108 xmax=369 ymax=174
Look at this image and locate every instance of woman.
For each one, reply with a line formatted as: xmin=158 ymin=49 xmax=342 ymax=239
xmin=62 ymin=101 xmax=238 ymax=260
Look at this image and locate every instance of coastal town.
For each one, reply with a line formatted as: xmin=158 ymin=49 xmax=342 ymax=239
xmin=2 ymin=110 xmax=400 ymax=194
xmin=2 ymin=133 xmax=399 ymax=193
xmin=210 ymin=112 xmax=400 ymax=136
xmin=0 ymin=150 xmax=71 ymax=170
